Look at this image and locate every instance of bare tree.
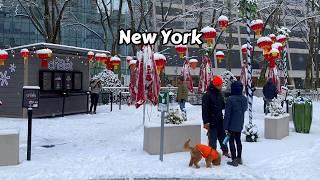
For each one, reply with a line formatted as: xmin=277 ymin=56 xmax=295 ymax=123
xmin=15 ymin=0 xmax=72 ymax=43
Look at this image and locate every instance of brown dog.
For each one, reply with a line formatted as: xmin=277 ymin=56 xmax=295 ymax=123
xmin=184 ymin=139 xmax=221 ymax=168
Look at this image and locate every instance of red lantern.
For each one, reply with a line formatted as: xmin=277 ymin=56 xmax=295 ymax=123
xmin=218 ymin=15 xmax=229 ymax=31
xmin=241 ymin=44 xmax=253 ymax=55
xmin=250 ymin=19 xmax=264 ymax=36
xmin=128 ymin=60 xmax=137 ymax=71
xmin=95 ymin=53 xmax=107 ymax=64
xmin=269 ymin=34 xmax=276 ymax=42
xmin=87 ymin=51 xmax=94 ymax=62
xmin=175 ymin=45 xmax=187 ymax=59
xmin=111 ymin=56 xmax=121 ymax=70
xmin=270 ymin=48 xmax=280 ymax=60
xmin=276 ymin=34 xmax=287 ymax=45
xmin=126 ymin=56 xmax=133 ymax=64
xmin=200 ymin=26 xmax=216 ymax=47
xmin=0 ymin=50 xmax=8 ymax=66
xmin=272 ymin=42 xmax=283 ymax=52
xmin=20 ymin=48 xmax=30 ymax=64
xmin=154 ymin=53 xmax=166 ymax=74
xmin=36 ymin=48 xmax=52 ymax=68
xmin=189 ymin=59 xmax=198 ymax=70
xmin=216 ymin=51 xmax=225 ymax=63
xmin=257 ymin=37 xmax=273 ymax=54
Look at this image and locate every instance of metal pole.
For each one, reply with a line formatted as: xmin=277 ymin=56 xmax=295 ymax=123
xmin=86 ymin=91 xmax=90 ymax=114
xmin=143 ymin=103 xmax=146 ymax=124
xmin=27 ymin=107 xmax=32 ymax=161
xmin=119 ymin=91 xmax=122 ymax=110
xmin=160 ymin=110 xmax=165 ymax=161
xmin=62 ymin=92 xmax=66 ymax=117
xmin=110 ymin=92 xmax=113 ymax=112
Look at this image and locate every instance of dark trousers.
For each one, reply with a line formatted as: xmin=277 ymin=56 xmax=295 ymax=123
xmin=208 ymin=126 xmax=228 ymax=153
xmin=178 ymin=99 xmax=186 ymax=112
xmin=264 ymin=99 xmax=272 ymax=114
xmin=229 ymin=131 xmax=242 ymax=160
xmin=90 ymin=93 xmax=99 ymax=113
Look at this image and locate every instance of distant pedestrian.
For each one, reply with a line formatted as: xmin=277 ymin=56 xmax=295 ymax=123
xmin=224 ymin=81 xmax=248 ymax=166
xmin=89 ymin=79 xmax=102 ymax=114
xmin=263 ymin=78 xmax=278 ymax=114
xmin=202 ymin=76 xmax=230 ymax=157
xmin=176 ymin=76 xmax=188 ymax=113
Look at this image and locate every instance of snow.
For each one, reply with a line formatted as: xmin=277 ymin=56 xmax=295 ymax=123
xmin=95 ymin=53 xmax=107 ymax=58
xmin=265 ymin=113 xmax=289 ymax=119
xmin=87 ymin=51 xmax=94 ymax=56
xmin=36 ymin=48 xmax=52 ymax=55
xmin=0 ymin=128 xmax=19 ymax=135
xmin=250 ymin=19 xmax=263 ymax=26
xmin=218 ymin=15 xmax=229 ymax=22
xmin=23 ymin=86 xmax=40 ymax=90
xmin=189 ymin=58 xmax=198 ymax=63
xmin=153 ymin=53 xmax=166 ymax=61
xmin=216 ymin=51 xmax=224 ymax=56
xmin=175 ymin=44 xmax=187 ymax=49
xmin=0 ymin=49 xmax=8 ymax=55
xmin=272 ymin=42 xmax=283 ymax=49
xmin=200 ymin=26 xmax=216 ymax=33
xmin=20 ymin=48 xmax=29 ymax=53
xmin=128 ymin=60 xmax=137 ymax=66
xmin=111 ymin=56 xmax=121 ymax=62
xmin=0 ymin=97 xmax=320 ymax=179
xmin=276 ymin=34 xmax=287 ymax=41
xmin=257 ymin=36 xmax=272 ymax=44
xmin=126 ymin=56 xmax=133 ymax=61
xmin=270 ymin=48 xmax=280 ymax=54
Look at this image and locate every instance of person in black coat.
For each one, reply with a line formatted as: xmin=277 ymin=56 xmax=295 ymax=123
xmin=202 ymin=76 xmax=229 ymax=157
xmin=224 ymin=81 xmax=248 ymax=166
xmin=263 ymin=78 xmax=278 ymax=114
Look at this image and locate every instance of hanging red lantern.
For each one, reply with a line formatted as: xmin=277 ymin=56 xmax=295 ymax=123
xmin=189 ymin=59 xmax=198 ymax=70
xmin=250 ymin=19 xmax=264 ymax=36
xmin=20 ymin=48 xmax=30 ymax=64
xmin=216 ymin=51 xmax=225 ymax=63
xmin=276 ymin=34 xmax=287 ymax=45
xmin=154 ymin=53 xmax=166 ymax=75
xmin=87 ymin=51 xmax=94 ymax=62
xmin=128 ymin=60 xmax=137 ymax=71
xmin=272 ymin=42 xmax=283 ymax=52
xmin=269 ymin=34 xmax=276 ymax=43
xmin=111 ymin=56 xmax=121 ymax=70
xmin=175 ymin=45 xmax=187 ymax=59
xmin=0 ymin=50 xmax=8 ymax=66
xmin=200 ymin=26 xmax=216 ymax=47
xmin=36 ymin=48 xmax=52 ymax=68
xmin=270 ymin=48 xmax=280 ymax=60
xmin=241 ymin=44 xmax=253 ymax=55
xmin=126 ymin=56 xmax=133 ymax=64
xmin=218 ymin=15 xmax=229 ymax=31
xmin=104 ymin=56 xmax=112 ymax=69
xmin=257 ymin=37 xmax=273 ymax=54
xmin=95 ymin=53 xmax=107 ymax=64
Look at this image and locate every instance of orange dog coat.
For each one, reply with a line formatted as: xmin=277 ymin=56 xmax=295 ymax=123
xmin=195 ymin=144 xmax=219 ymax=160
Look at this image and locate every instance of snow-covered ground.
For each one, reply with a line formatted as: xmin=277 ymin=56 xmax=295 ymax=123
xmin=0 ymin=97 xmax=320 ymax=180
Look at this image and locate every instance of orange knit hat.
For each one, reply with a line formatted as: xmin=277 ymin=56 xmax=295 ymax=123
xmin=212 ymin=76 xmax=223 ymax=87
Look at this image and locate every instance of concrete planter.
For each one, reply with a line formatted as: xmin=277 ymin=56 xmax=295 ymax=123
xmin=143 ymin=122 xmax=201 ymax=155
xmin=264 ymin=114 xmax=289 ymax=139
xmin=0 ymin=129 xmax=19 ymax=166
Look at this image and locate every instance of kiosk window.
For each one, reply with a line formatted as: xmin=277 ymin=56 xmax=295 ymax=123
xmin=41 ymin=72 xmax=52 ymax=91
xmin=65 ymin=73 xmax=73 ymax=90
xmin=73 ymin=73 xmax=82 ymax=90
xmin=53 ymin=72 xmax=63 ymax=90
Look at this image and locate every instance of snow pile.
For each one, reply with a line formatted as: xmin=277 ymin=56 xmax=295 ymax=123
xmin=216 ymin=51 xmax=224 ymax=56
xmin=257 ymin=36 xmax=272 ymax=44
xmin=200 ymin=26 xmax=216 ymax=33
xmin=250 ymin=19 xmax=263 ymax=27
xmin=92 ymin=69 xmax=121 ymax=93
xmin=294 ymin=96 xmax=312 ymax=104
xmin=153 ymin=53 xmax=166 ymax=61
xmin=189 ymin=59 xmax=198 ymax=63
xmin=218 ymin=15 xmax=229 ymax=22
xmin=268 ymin=98 xmax=285 ymax=117
xmin=165 ymin=106 xmax=186 ymax=124
xmin=36 ymin=48 xmax=52 ymax=55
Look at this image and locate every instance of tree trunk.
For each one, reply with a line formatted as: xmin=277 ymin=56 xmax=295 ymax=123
xmin=226 ymin=0 xmax=232 ymax=71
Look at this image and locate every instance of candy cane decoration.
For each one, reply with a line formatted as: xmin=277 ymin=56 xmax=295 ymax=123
xmin=246 ymin=9 xmax=253 ymax=125
xmin=283 ymin=46 xmax=288 ymax=96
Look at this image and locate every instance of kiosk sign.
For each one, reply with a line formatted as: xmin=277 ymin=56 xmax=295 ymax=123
xmin=22 ymin=86 xmax=40 ymax=108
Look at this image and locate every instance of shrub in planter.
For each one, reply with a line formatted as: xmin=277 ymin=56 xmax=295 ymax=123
xmin=165 ymin=106 xmax=186 ymax=125
xmin=243 ymin=123 xmax=258 ymax=142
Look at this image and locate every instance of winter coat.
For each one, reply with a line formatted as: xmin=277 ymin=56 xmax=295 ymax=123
xmin=202 ymin=83 xmax=225 ymax=128
xmin=224 ymin=81 xmax=248 ymax=132
xmin=263 ymin=79 xmax=278 ymax=100
xmin=176 ymin=82 xmax=188 ymax=101
xmin=90 ymin=80 xmax=102 ymax=94
xmin=196 ymin=144 xmax=219 ymax=160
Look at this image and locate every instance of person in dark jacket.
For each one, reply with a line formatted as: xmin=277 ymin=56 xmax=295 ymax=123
xmin=224 ymin=81 xmax=248 ymax=166
xmin=89 ymin=79 xmax=102 ymax=114
xmin=176 ymin=76 xmax=188 ymax=112
xmin=263 ymin=78 xmax=278 ymax=114
xmin=202 ymin=76 xmax=229 ymax=157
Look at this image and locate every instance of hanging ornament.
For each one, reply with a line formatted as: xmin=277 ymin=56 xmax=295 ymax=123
xmin=0 ymin=50 xmax=8 ymax=66
xmin=19 ymin=48 xmax=30 ymax=64
xmin=269 ymin=34 xmax=276 ymax=43
xmin=250 ymin=19 xmax=264 ymax=36
xmin=276 ymin=34 xmax=287 ymax=45
xmin=270 ymin=48 xmax=280 ymax=60
xmin=272 ymin=42 xmax=283 ymax=52
xmin=87 ymin=51 xmax=94 ymax=62
xmin=241 ymin=44 xmax=253 ymax=55
xmin=257 ymin=37 xmax=273 ymax=55
xmin=201 ymin=26 xmax=216 ymax=47
xmin=36 ymin=48 xmax=52 ymax=68
xmin=216 ymin=51 xmax=225 ymax=63
xmin=128 ymin=60 xmax=137 ymax=71
xmin=111 ymin=56 xmax=121 ymax=70
xmin=218 ymin=15 xmax=229 ymax=31
xmin=175 ymin=45 xmax=187 ymax=59
xmin=189 ymin=59 xmax=198 ymax=70
xmin=126 ymin=56 xmax=133 ymax=64
xmin=154 ymin=53 xmax=166 ymax=75
xmin=95 ymin=53 xmax=107 ymax=65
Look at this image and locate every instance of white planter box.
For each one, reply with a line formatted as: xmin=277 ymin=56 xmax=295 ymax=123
xmin=143 ymin=122 xmax=201 ymax=155
xmin=264 ymin=114 xmax=289 ymax=139
xmin=0 ymin=129 xmax=19 ymax=166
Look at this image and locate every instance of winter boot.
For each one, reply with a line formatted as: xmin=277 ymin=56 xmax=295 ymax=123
xmin=227 ymin=159 xmax=238 ymax=167
xmin=237 ymin=158 xmax=243 ymax=165
xmin=223 ymin=151 xmax=231 ymax=158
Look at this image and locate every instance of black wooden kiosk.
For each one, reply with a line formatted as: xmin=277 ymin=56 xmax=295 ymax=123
xmin=0 ymin=43 xmax=110 ymax=118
